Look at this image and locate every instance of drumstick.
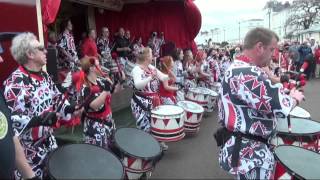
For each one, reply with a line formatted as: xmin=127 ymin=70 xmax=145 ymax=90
xmin=287 ymin=115 xmax=292 ymax=133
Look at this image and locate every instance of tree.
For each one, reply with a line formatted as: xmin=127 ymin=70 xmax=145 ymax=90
xmin=264 ymin=0 xmax=289 ymax=12
xmin=285 ymin=0 xmax=320 ymax=30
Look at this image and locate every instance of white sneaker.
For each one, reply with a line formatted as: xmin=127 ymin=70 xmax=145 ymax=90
xmin=160 ymin=142 xmax=168 ymax=151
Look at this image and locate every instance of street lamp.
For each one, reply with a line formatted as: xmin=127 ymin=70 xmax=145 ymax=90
xmin=238 ymin=22 xmax=241 ymax=43
xmin=268 ymin=8 xmax=271 ymax=29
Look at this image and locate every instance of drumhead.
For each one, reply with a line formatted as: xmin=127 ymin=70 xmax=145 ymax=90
xmin=177 ymin=100 xmax=204 ymax=114
xmin=274 ymin=145 xmax=320 ymax=179
xmin=290 ymin=106 xmax=310 ymax=118
xmin=189 ymin=87 xmax=218 ymax=97
xmin=114 ymin=128 xmax=161 ymax=160
xmin=277 ymin=117 xmax=320 ymax=135
xmin=48 ymin=144 xmax=124 ymax=179
xmin=151 ymin=105 xmax=184 ymax=116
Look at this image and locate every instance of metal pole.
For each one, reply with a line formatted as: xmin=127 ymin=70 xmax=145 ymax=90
xmin=268 ymin=9 xmax=271 ymax=29
xmin=224 ymin=29 xmax=225 ymax=42
xmin=238 ymin=22 xmax=241 ymax=43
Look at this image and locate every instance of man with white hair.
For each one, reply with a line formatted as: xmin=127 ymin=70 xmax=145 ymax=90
xmin=3 ymin=32 xmax=80 ymax=179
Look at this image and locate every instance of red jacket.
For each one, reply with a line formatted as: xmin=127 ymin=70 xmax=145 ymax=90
xmin=315 ymin=47 xmax=320 ymax=64
xmin=82 ymin=38 xmax=98 ymax=57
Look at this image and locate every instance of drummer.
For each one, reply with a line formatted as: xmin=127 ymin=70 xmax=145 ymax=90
xmin=159 ymin=56 xmax=179 ymax=105
xmin=216 ymin=27 xmax=304 ymax=179
xmin=77 ymin=56 xmax=119 ymax=150
xmin=131 ymin=47 xmax=169 ymax=150
xmin=3 ymin=32 xmax=81 ymax=179
xmin=196 ymin=50 xmax=212 ymax=88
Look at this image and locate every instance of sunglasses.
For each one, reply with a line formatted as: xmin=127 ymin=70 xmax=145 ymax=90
xmin=34 ymin=46 xmax=46 ymax=52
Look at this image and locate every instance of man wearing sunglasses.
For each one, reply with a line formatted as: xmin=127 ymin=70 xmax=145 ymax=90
xmin=3 ymin=32 xmax=79 ymax=179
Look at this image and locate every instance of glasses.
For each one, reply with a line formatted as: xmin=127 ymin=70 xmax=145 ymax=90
xmin=34 ymin=46 xmax=46 ymax=52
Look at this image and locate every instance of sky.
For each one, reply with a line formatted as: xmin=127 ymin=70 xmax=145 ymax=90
xmin=194 ymin=0 xmax=292 ymax=44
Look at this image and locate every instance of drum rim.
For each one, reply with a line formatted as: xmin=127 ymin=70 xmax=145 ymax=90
xmin=277 ymin=118 xmax=320 ymax=138
xmin=188 ymin=87 xmax=218 ymax=96
xmin=47 ymin=143 xmax=125 ymax=179
xmin=113 ymin=127 xmax=162 ymax=160
xmin=290 ymin=106 xmax=311 ymax=118
xmin=273 ymin=144 xmax=318 ymax=180
xmin=151 ymin=105 xmax=184 ymax=116
xmin=177 ymin=100 xmax=204 ymax=113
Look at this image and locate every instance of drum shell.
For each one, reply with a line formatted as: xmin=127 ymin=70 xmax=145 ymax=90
xmin=177 ymin=101 xmax=204 ymax=133
xmin=113 ymin=128 xmax=162 ymax=179
xmin=185 ymin=87 xmax=218 ymax=112
xmin=151 ymin=105 xmax=185 ymax=142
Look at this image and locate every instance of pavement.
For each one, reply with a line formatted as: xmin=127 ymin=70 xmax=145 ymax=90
xmin=151 ymin=78 xmax=320 ymax=179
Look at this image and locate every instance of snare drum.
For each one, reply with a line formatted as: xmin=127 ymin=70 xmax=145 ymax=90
xmin=47 ymin=144 xmax=124 ymax=179
xmin=177 ymin=101 xmax=204 ymax=134
xmin=114 ymin=128 xmax=161 ymax=179
xmin=272 ymin=117 xmax=320 ymax=151
xmin=151 ymin=105 xmax=185 ymax=142
xmin=274 ymin=145 xmax=320 ymax=180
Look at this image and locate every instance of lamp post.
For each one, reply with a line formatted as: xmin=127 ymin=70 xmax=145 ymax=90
xmin=223 ymin=28 xmax=226 ymax=42
xmin=268 ymin=8 xmax=271 ymax=29
xmin=238 ymin=21 xmax=241 ymax=43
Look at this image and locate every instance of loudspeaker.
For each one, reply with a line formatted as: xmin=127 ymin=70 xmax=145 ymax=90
xmin=46 ymin=47 xmax=58 ymax=83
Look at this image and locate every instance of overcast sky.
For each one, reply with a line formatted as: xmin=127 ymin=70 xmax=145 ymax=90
xmin=194 ymin=0 xmax=292 ymax=44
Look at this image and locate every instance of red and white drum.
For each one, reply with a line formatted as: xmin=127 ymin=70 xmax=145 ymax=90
xmin=113 ymin=128 xmax=162 ymax=179
xmin=177 ymin=100 xmax=204 ymax=134
xmin=185 ymin=87 xmax=218 ymax=112
xmin=272 ymin=117 xmax=320 ymax=179
xmin=151 ymin=105 xmax=185 ymax=142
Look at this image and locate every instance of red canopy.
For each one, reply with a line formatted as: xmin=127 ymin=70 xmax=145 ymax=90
xmin=95 ymin=0 xmax=201 ymax=51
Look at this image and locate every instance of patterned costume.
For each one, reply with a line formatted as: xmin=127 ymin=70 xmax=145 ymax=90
xmin=198 ymin=59 xmax=212 ymax=88
xmin=57 ymin=31 xmax=78 ymax=71
xmin=173 ymin=60 xmax=185 ymax=88
xmin=218 ymin=58 xmax=294 ymax=179
xmin=3 ymin=66 xmax=73 ymax=179
xmin=184 ymin=62 xmax=197 ymax=91
xmin=96 ymin=36 xmax=111 ymax=67
xmin=79 ymin=78 xmax=115 ymax=149
xmin=159 ymin=79 xmax=177 ymax=105
xmin=208 ymin=56 xmax=221 ymax=82
xmin=131 ymin=65 xmax=168 ymax=132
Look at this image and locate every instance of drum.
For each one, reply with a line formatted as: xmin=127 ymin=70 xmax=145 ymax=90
xmin=185 ymin=87 xmax=218 ymax=112
xmin=114 ymin=128 xmax=162 ymax=179
xmin=272 ymin=118 xmax=320 ymax=180
xmin=177 ymin=101 xmax=204 ymax=134
xmin=274 ymin=145 xmax=320 ymax=180
xmin=290 ymin=106 xmax=311 ymax=119
xmin=151 ymin=105 xmax=185 ymax=142
xmin=47 ymin=144 xmax=124 ymax=179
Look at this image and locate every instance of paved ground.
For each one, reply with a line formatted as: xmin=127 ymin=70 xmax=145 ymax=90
xmin=151 ymin=78 xmax=320 ymax=179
